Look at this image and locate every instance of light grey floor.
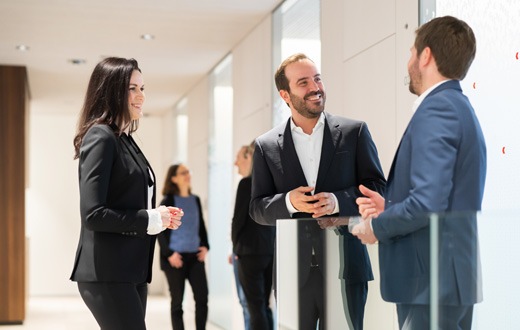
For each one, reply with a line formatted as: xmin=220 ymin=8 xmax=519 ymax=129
xmin=1 ymin=295 xmax=223 ymax=330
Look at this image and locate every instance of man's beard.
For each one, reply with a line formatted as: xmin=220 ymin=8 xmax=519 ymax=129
xmin=408 ymin=61 xmax=422 ymax=96
xmin=289 ymin=90 xmax=326 ymax=119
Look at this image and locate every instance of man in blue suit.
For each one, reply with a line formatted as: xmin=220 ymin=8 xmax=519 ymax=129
xmin=353 ymin=16 xmax=486 ymax=329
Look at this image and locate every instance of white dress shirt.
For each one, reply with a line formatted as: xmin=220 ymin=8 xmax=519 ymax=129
xmin=285 ymin=112 xmax=340 ymax=215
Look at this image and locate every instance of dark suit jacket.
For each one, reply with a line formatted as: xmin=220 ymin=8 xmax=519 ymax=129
xmin=70 ymin=124 xmax=157 ymax=284
xmin=157 ymin=194 xmax=209 ymax=271
xmin=250 ymin=112 xmax=386 ymax=285
xmin=373 ymin=80 xmax=486 ymax=305
xmin=232 ymin=176 xmax=275 ymax=256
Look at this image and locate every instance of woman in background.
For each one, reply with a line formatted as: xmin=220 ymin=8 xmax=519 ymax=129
xmin=70 ymin=57 xmax=183 ymax=330
xmin=158 ymin=164 xmax=210 ymax=330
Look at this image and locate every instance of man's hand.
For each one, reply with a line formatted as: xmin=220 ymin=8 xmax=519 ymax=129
xmin=356 ymin=184 xmax=385 ymax=219
xmin=310 ymin=192 xmax=336 ymax=218
xmin=351 ymin=218 xmax=378 ymax=244
xmin=317 ymin=216 xmax=348 ymax=229
xmin=289 ymin=186 xmax=317 ymax=214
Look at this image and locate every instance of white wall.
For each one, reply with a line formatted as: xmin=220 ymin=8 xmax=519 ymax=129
xmin=232 ymin=16 xmax=274 ymax=151
xmin=26 ymin=112 xmax=80 ymax=296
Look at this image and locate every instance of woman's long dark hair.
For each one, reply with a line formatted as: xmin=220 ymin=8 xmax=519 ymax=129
xmin=73 ymin=57 xmax=141 ymax=159
xmin=162 ymin=164 xmax=192 ymax=196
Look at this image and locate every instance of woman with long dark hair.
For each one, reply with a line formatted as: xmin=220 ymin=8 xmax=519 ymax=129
xmin=70 ymin=57 xmax=183 ymax=330
xmin=158 ymin=164 xmax=209 ymax=330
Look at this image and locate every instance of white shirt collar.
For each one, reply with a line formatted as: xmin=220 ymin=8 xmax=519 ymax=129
xmin=412 ymin=79 xmax=451 ymax=113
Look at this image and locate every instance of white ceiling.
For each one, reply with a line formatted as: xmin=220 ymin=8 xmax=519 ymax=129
xmin=0 ymin=0 xmax=283 ymax=115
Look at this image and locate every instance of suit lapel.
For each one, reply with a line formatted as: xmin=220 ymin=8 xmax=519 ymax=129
xmin=315 ymin=114 xmax=339 ymax=192
xmin=120 ymin=134 xmax=156 ymax=204
xmin=279 ymin=119 xmax=308 ymax=187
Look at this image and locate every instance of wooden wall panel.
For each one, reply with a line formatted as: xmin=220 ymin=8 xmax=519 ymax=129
xmin=0 ymin=65 xmax=28 ymax=324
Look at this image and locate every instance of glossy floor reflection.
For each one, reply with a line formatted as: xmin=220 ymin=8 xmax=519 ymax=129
xmin=1 ymin=295 xmax=223 ymax=330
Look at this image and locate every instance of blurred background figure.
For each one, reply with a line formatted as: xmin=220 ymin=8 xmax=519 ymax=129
xmin=158 ymin=164 xmax=210 ymax=330
xmin=232 ymin=142 xmax=276 ymax=330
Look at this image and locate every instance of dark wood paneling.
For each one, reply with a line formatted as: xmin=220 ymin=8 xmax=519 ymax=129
xmin=0 ymin=65 xmax=28 ymax=323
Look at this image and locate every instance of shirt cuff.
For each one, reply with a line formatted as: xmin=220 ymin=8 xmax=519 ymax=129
xmin=285 ymin=192 xmax=298 ymax=216
xmin=146 ymin=209 xmax=165 ymax=235
xmin=330 ymin=194 xmax=340 ymax=214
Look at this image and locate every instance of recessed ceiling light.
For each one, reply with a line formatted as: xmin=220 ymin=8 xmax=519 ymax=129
xmin=68 ymin=58 xmax=86 ymax=65
xmin=141 ymin=34 xmax=155 ymax=40
xmin=16 ymin=44 xmax=30 ymax=51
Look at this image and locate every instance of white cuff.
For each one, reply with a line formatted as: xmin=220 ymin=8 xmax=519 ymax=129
xmin=285 ymin=192 xmax=298 ymax=216
xmin=146 ymin=209 xmax=165 ymax=235
xmin=330 ymin=194 xmax=340 ymax=214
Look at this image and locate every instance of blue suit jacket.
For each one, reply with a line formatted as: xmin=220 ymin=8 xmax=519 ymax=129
xmin=250 ymin=112 xmax=386 ymax=285
xmin=373 ymin=80 xmax=486 ymax=305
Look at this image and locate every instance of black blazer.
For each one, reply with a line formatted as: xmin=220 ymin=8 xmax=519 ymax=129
xmin=250 ymin=112 xmax=386 ymax=285
xmin=70 ymin=124 xmax=157 ymax=284
xmin=232 ymin=176 xmax=275 ymax=256
xmin=157 ymin=194 xmax=209 ymax=271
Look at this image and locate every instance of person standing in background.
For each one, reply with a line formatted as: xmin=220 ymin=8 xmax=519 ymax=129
xmin=353 ymin=16 xmax=486 ymax=330
xmin=70 ymin=57 xmax=183 ymax=330
xmin=158 ymin=164 xmax=210 ymax=330
xmin=250 ymin=53 xmax=386 ymax=330
xmin=228 ymin=145 xmax=253 ymax=330
xmin=232 ymin=142 xmax=276 ymax=330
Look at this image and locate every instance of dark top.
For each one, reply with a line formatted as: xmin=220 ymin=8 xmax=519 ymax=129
xmin=232 ymin=176 xmax=275 ymax=256
xmin=157 ymin=194 xmax=209 ymax=270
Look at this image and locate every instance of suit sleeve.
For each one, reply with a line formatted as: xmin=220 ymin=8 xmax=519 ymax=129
xmin=373 ymin=100 xmax=460 ymax=242
xmin=79 ymin=126 xmax=148 ymax=236
xmin=334 ymin=122 xmax=386 ymax=217
xmin=249 ymin=139 xmax=291 ymax=226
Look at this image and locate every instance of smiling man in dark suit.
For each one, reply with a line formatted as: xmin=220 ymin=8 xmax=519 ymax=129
xmin=249 ymin=53 xmax=386 ymax=330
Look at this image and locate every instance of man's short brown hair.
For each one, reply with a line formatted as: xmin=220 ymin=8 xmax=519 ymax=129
xmin=415 ymin=15 xmax=476 ymax=80
xmin=274 ymin=53 xmax=313 ymax=92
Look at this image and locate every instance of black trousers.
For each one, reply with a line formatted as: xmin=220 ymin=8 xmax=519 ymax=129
xmin=297 ymin=268 xmax=368 ymax=330
xmin=77 ymin=281 xmax=148 ymax=330
xmin=237 ymin=254 xmax=274 ymax=330
xmin=397 ymin=304 xmax=474 ymax=330
xmin=163 ymin=253 xmax=208 ymax=330
xmin=344 ymin=281 xmax=368 ymax=330
xmin=298 ymin=267 xmax=324 ymax=330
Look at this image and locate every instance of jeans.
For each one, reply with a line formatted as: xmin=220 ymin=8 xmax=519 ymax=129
xmin=233 ymin=253 xmax=251 ymax=330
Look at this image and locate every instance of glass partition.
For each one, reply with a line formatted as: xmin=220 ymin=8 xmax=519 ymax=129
xmin=277 ymin=218 xmax=358 ymax=329
xmin=430 ymin=211 xmax=520 ymax=329
xmin=277 ymin=212 xmax=520 ymax=329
